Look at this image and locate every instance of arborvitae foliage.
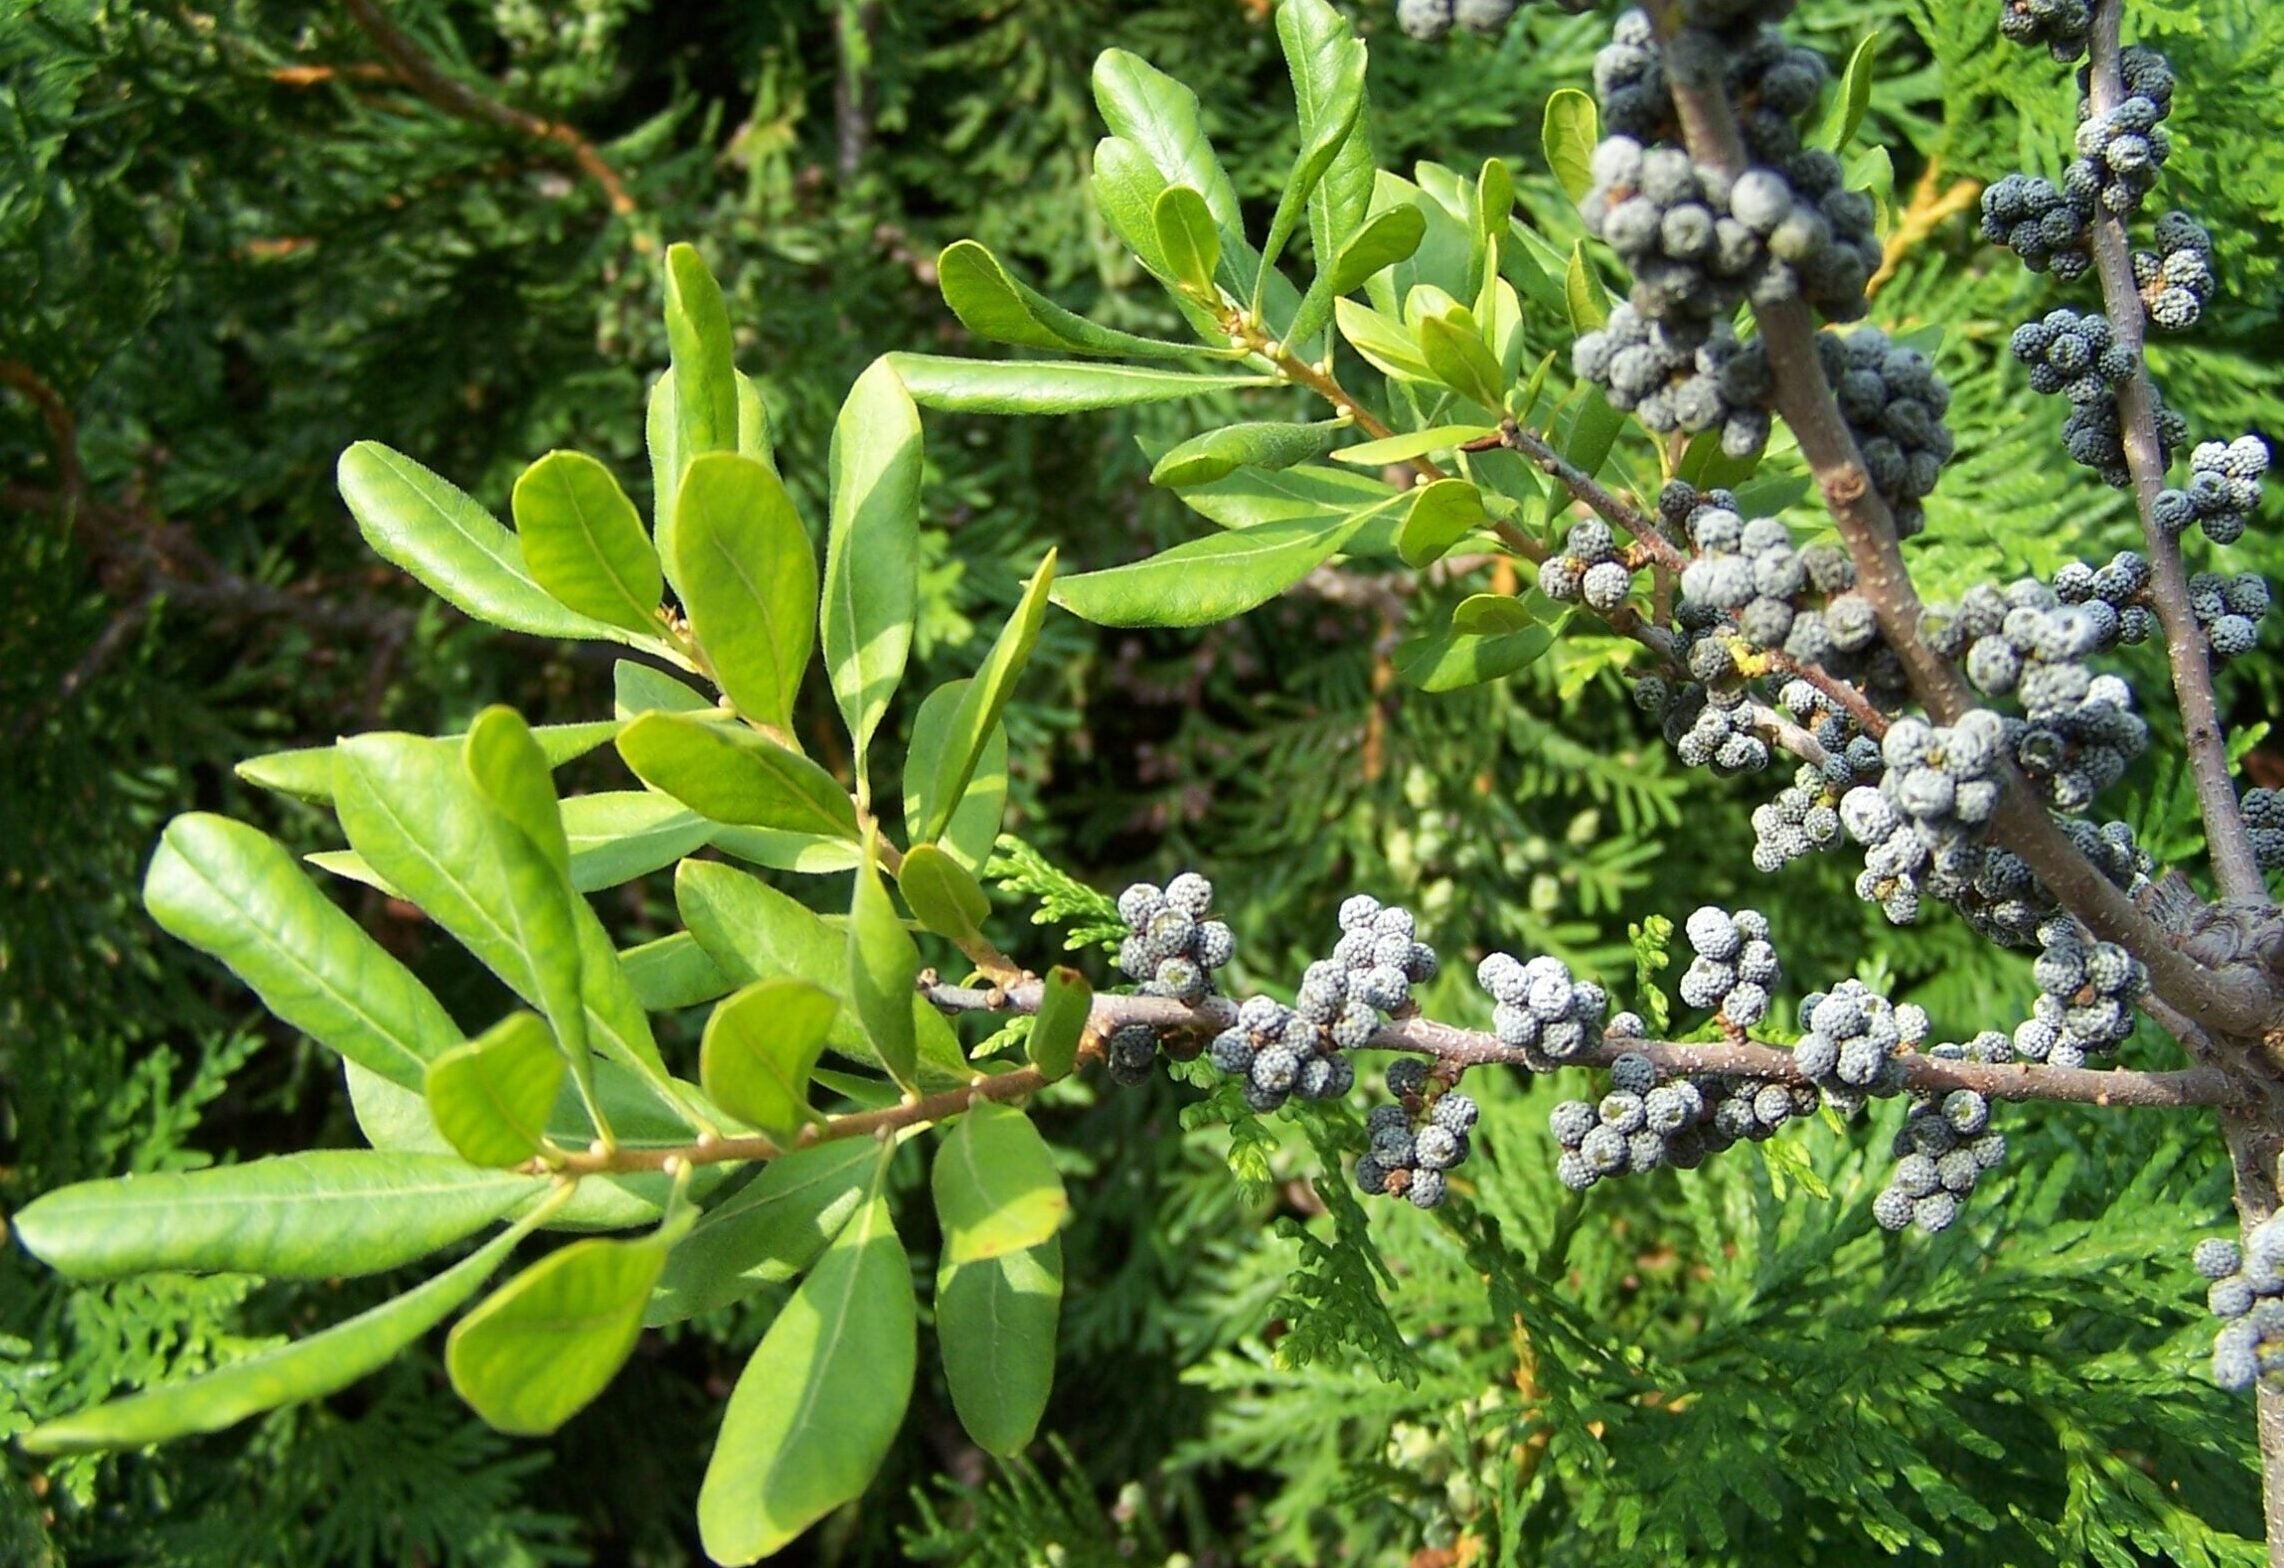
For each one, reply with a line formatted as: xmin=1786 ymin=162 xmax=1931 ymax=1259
xmin=2 ymin=1 xmax=2280 ymax=1564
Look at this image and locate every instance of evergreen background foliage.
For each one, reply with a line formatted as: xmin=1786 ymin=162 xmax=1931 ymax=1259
xmin=2 ymin=0 xmax=2279 ymax=1561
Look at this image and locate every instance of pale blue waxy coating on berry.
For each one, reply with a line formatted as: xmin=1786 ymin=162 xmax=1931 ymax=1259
xmin=2198 ymin=1238 xmax=2247 ymax=1280
xmin=1332 ymin=1003 xmax=1380 ymax=1051
xmin=1549 ymin=1099 xmax=1598 ymax=1148
xmin=1557 ymin=1150 xmax=1599 ymax=1192
xmin=1431 ymin=1093 xmax=1479 ymax=1134
xmin=1608 ymin=1010 xmax=1647 ymax=1039
xmin=1912 ymin=1191 xmax=1959 ymax=1233
xmin=1893 ymin=1153 xmax=1940 ymax=1198
xmin=1936 ymin=1148 xmax=1982 ymax=1195
xmin=1610 ymin=1052 xmax=1659 ymax=1095
xmin=1164 ymin=871 xmax=1214 ymax=918
xmin=1599 ymin=1091 xmax=1647 ymax=1134
xmin=1117 ymin=883 xmax=1163 ymax=930
xmin=1580 ymin=1124 xmax=1628 ymax=1173
xmin=2210 ymin=1276 xmax=2257 ymax=1320
xmin=1194 ymin=921 xmax=1235 ymax=971
xmin=1354 ymin=1155 xmax=1390 ymax=1196
xmin=1339 ymin=894 xmax=1382 ymax=931
xmin=1873 ymin=1185 xmax=1916 ymax=1231
xmin=1408 ymin=1169 xmax=1447 ymax=1209
xmin=1208 ymin=1030 xmax=1254 ymax=1077
xmin=1942 ymin=1089 xmax=1990 ymax=1136
xmin=1415 ymin=1125 xmax=1462 ymax=1170
xmin=1252 ymin=1046 xmax=1300 ymax=1094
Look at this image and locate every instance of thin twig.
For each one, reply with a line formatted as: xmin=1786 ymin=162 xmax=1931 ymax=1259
xmin=1500 ymin=420 xmax=1683 ymax=571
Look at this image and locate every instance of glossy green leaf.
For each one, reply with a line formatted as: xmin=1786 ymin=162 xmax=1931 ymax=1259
xmin=1558 ymin=386 xmax=1627 ymax=486
xmin=647 ymin=1138 xmax=877 ymax=1325
xmin=1564 ymin=242 xmax=1611 ymax=335
xmin=448 ymin=1232 xmax=667 ymax=1435
xmin=1476 ymin=156 xmax=1515 ymax=240
xmin=1330 ymin=425 xmax=1497 ymax=468
xmin=561 ymin=791 xmax=714 ymax=891
xmin=615 ymin=712 xmax=858 ymax=840
xmin=1418 ymin=308 xmax=1507 ymax=411
xmin=918 ymin=553 xmax=1055 ymax=843
xmin=1090 ymin=50 xmax=1242 ymax=231
xmin=670 ymin=452 xmax=817 ymax=734
xmin=1393 ymin=624 xmax=1557 ymax=692
xmin=240 ymin=721 xmax=620 ymax=809
xmin=1052 ymin=513 xmax=1368 ymax=629
xmin=614 ymin=658 xmax=715 ymax=719
xmin=903 ymin=680 xmax=1008 ymax=874
xmin=1163 ymin=458 xmax=1400 ymax=535
xmin=426 ymin=1011 xmax=565 ymax=1168
xmin=1325 ymin=205 xmax=1426 ymax=298
xmin=1260 ymin=11 xmax=1364 ymax=277
xmin=1396 ymin=479 xmax=1490 ymax=568
xmin=1542 ymin=88 xmax=1599 ymax=204
xmin=1451 ymin=593 xmax=1535 ymax=635
xmin=895 ymin=843 xmax=991 ymax=946
xmin=697 ymin=1166 xmax=914 ymax=1564
xmin=338 ymin=442 xmax=634 ymax=644
xmin=1818 ymin=32 xmax=1879 ymax=151
xmin=1028 ymin=968 xmax=1091 ymax=1082
xmin=1149 ymin=420 xmax=1346 ymax=489
xmin=932 ymin=1102 xmax=1066 ymax=1265
xmin=1333 ymin=297 xmax=1433 ymax=383
xmin=888 ymin=355 xmax=1273 ymax=415
xmin=709 ymin=825 xmax=866 ymax=876
xmin=464 ymin=706 xmax=571 ymax=876
xmin=937 ymin=1236 xmax=1061 ymax=1458
xmin=13 ymin=1152 xmax=544 ymax=1283
xmin=664 ymin=242 xmax=739 ymax=462
xmin=646 ymin=365 xmax=775 ymax=577
xmin=849 ymin=836 xmax=921 ymax=1095
xmin=1089 ymin=135 xmax=1219 ymax=334
xmin=936 ymin=241 xmax=1206 ymax=361
xmin=20 ymin=1198 xmax=558 ymax=1454
xmin=822 ymin=359 xmax=921 ymax=796
xmin=511 ymin=450 xmax=663 ymax=635
xmin=1154 ymin=184 xmax=1222 ymax=298
xmin=621 ymin=932 xmax=734 ymax=1013
xmin=144 ymin=813 xmax=455 ymax=1092
xmin=1280 ymin=0 xmax=1374 ymax=261
xmin=701 ymin=978 xmax=836 ymax=1140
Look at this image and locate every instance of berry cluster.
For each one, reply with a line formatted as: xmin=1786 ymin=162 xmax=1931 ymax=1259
xmin=1791 ymin=979 xmax=1924 ymax=1115
xmin=1109 ymin=873 xmax=1236 ymax=1084
xmin=2244 ymin=788 xmax=2284 ymax=872
xmin=1836 ymin=712 xmax=2009 ymax=925
xmin=2187 ymin=571 xmax=2270 ymax=662
xmin=1810 ymin=327 xmax=1955 ymax=538
xmin=2009 ymin=309 xmax=2135 ymax=406
xmin=1748 ymin=680 xmax=1887 ymax=871
xmin=2155 ymin=437 xmax=2270 ymax=547
xmin=1979 ymin=173 xmax=2094 ymax=282
xmin=2062 ymin=380 xmax=2188 ymax=489
xmin=2013 ymin=919 xmax=2148 ymax=1066
xmin=1550 ymin=1049 xmax=1819 ymax=1191
xmin=1874 ymin=1034 xmax=2007 ymax=1234
xmin=2197 ymin=1228 xmax=2284 ymax=1393
xmin=2070 ymin=47 xmax=2175 ymax=220
xmin=1997 ymin=0 xmax=2088 ymax=62
xmin=1478 ymin=950 xmax=1610 ymax=1069
xmin=1673 ymin=500 xmax=1872 ymax=665
xmin=2134 ymin=211 xmax=2216 ymax=332
xmin=1570 ymin=305 xmax=1773 ymax=456
xmin=1537 ymin=518 xmax=1638 ymax=613
xmin=1677 ymin=906 xmax=1780 ymax=1028
xmin=1356 ymin=1064 xmax=1478 ymax=1210
xmin=1395 ymin=0 xmax=1522 ymax=43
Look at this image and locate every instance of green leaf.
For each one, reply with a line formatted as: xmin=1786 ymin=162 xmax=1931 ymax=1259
xmin=338 ymin=442 xmax=637 ymax=644
xmin=561 ymin=792 xmax=714 ymax=892
xmin=511 ymin=450 xmax=663 ymax=635
xmin=1541 ymin=88 xmax=1599 ymax=204
xmin=917 ymin=554 xmax=1055 ymax=843
xmin=647 ymin=365 xmax=775 ymax=576
xmin=1396 ymin=479 xmax=1490 ymax=568
xmin=709 ymin=825 xmax=867 ymax=876
xmin=1333 ymin=297 xmax=1433 ymax=383
xmin=448 ymin=1232 xmax=667 ymax=1435
xmin=1329 ymin=425 xmax=1496 ymax=467
xmin=1393 ymin=625 xmax=1557 ymax=692
xmin=464 ymin=706 xmax=571 ymax=876
xmin=20 ymin=1198 xmax=558 ymax=1454
xmin=1153 ymin=185 xmax=1223 ymax=297
xmin=1028 ymin=968 xmax=1092 ymax=1082
xmin=242 ymin=720 xmax=622 ymax=808
xmin=1260 ymin=0 xmax=1366 ymax=278
xmin=1091 ymin=50 xmax=1243 ymax=232
xmin=849 ymin=835 xmax=922 ymax=1095
xmin=144 ymin=813 xmax=456 ymax=1092
xmin=647 ymin=1139 xmax=877 ymax=1325
xmin=701 ymin=979 xmax=836 ymax=1141
xmin=12 ymin=1152 xmax=544 ymax=1283
xmin=932 ymin=1102 xmax=1067 ymax=1266
xmin=697 ymin=1163 xmax=914 ymax=1564
xmin=615 ymin=712 xmax=858 ymax=840
xmin=1451 ymin=593 xmax=1534 ymax=634
xmin=822 ymin=359 xmax=921 ymax=797
xmin=1052 ymin=513 xmax=1369 ymax=628
xmin=935 ymin=241 xmax=1208 ymax=361
xmin=669 ymin=452 xmax=817 ymax=734
xmin=1418 ymin=308 xmax=1507 ymax=411
xmin=1161 ymin=456 xmax=1400 ymax=536
xmin=1150 ymin=420 xmax=1346 ymax=490
xmin=426 ymin=1011 xmax=566 ymax=1168
xmin=1279 ymin=0 xmax=1374 ymax=264
xmin=664 ymin=242 xmax=739 ymax=463
xmin=1326 ymin=205 xmax=1426 ymax=298
xmin=1818 ymin=32 xmax=1879 ymax=152
xmin=896 ymin=843 xmax=992 ymax=946
xmin=1476 ymin=156 xmax=1515 ymax=241
xmin=1564 ymin=242 xmax=1611 ymax=335
xmin=888 ymin=355 xmax=1273 ymax=414
xmin=1559 ymin=387 xmax=1628 ymax=485
xmin=936 ymin=1236 xmax=1061 ymax=1458
xmin=621 ymin=932 xmax=735 ymax=1012
xmin=614 ymin=658 xmax=715 ymax=719
xmin=903 ymin=681 xmax=1008 ymax=874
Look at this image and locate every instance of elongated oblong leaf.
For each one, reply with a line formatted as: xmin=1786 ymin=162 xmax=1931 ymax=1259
xmin=464 ymin=706 xmax=571 ymax=875
xmin=697 ymin=1171 xmax=914 ymax=1564
xmin=1153 ymin=184 xmax=1221 ymax=295
xmin=902 ymin=681 xmax=1007 ymax=874
xmin=1052 ymin=513 xmax=1368 ymax=629
xmin=338 ymin=443 xmax=635 ymax=643
xmin=918 ymin=554 xmax=1054 ymax=843
xmin=647 ymin=365 xmax=775 ymax=578
xmin=932 ymin=1102 xmax=1067 ymax=1265
xmin=670 ymin=452 xmax=818 ymax=733
xmin=1393 ymin=625 xmax=1556 ymax=692
xmin=512 ymin=450 xmax=663 ymax=635
xmin=664 ymin=243 xmax=739 ymax=462
xmin=701 ymin=978 xmax=836 ymax=1141
xmin=13 ymin=1152 xmax=544 ymax=1283
xmin=238 ymin=720 xmax=619 ymax=808
xmin=936 ymin=242 xmax=1204 ymax=361
xmin=145 ymin=813 xmax=457 ymax=1092
xmin=647 ymin=1139 xmax=877 ymax=1325
xmin=937 ymin=1237 xmax=1062 ymax=1457
xmin=895 ymin=843 xmax=991 ymax=946
xmin=562 ymin=791 xmax=714 ymax=891
xmin=822 ymin=359 xmax=921 ymax=793
xmin=1028 ymin=968 xmax=1091 ymax=1082
xmin=887 ymin=355 xmax=1273 ymax=414
xmin=1396 ymin=479 xmax=1490 ymax=568
xmin=20 ymin=1200 xmax=555 ymax=1454
xmin=1542 ymin=88 xmax=1598 ymax=203
xmin=1091 ymin=50 xmax=1243 ymax=231
xmin=621 ymin=932 xmax=735 ymax=1013
xmin=1260 ymin=0 xmax=1366 ymax=275
xmin=448 ymin=1233 xmax=667 ymax=1435
xmin=616 ymin=712 xmax=858 ymax=840
xmin=848 ymin=838 xmax=921 ymax=1094
xmin=1326 ymin=205 xmax=1426 ymax=298
xmin=1150 ymin=421 xmax=1345 ymax=489
xmin=426 ymin=1011 xmax=565 ymax=1168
